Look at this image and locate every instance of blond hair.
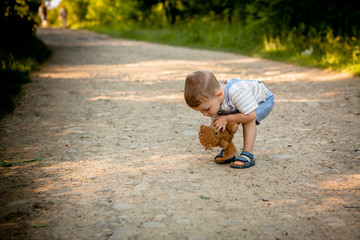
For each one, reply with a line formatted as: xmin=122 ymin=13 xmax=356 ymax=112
xmin=184 ymin=70 xmax=219 ymax=107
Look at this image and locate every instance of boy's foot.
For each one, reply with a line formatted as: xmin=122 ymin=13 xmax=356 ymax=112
xmin=214 ymin=149 xmax=235 ymax=164
xmin=230 ymin=151 xmax=255 ymax=168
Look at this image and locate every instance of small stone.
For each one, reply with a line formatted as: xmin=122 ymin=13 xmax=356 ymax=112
xmin=7 ymin=200 xmax=28 ymax=207
xmin=183 ymin=131 xmax=198 ymax=136
xmin=274 ymin=154 xmax=296 ymax=159
xmin=220 ymin=220 xmax=245 ymax=226
xmin=88 ymin=176 xmax=97 ymax=180
xmin=171 ymin=215 xmax=182 ymax=221
xmin=99 ymin=201 xmax=111 ymax=207
xmin=176 ymin=219 xmax=191 ymax=225
xmin=95 ymin=221 xmax=106 ymax=229
xmin=112 ymin=203 xmax=136 ymax=212
xmin=322 ymin=217 xmax=346 ymax=227
xmin=188 ymin=235 xmax=206 ymax=240
xmin=307 ymin=102 xmax=320 ymax=107
xmin=222 ymin=203 xmax=242 ymax=210
xmin=133 ymin=182 xmax=150 ymax=192
xmin=154 ymin=214 xmax=167 ymax=221
xmin=99 ymin=188 xmax=111 ymax=192
xmin=143 ymin=222 xmax=166 ymax=228
xmin=68 ymin=149 xmax=78 ymax=153
xmin=189 ymin=174 xmax=201 ymax=180
xmin=262 ymin=197 xmax=270 ymax=201
xmin=109 ymin=226 xmax=139 ymax=240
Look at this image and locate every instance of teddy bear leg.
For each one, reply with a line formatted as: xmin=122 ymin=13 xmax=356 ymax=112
xmin=221 ymin=141 xmax=236 ymax=160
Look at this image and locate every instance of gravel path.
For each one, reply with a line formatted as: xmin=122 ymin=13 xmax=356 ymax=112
xmin=0 ymin=28 xmax=359 ymax=240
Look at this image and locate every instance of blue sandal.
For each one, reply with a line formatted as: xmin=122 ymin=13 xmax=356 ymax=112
xmin=215 ymin=149 xmax=236 ymax=164
xmin=230 ymin=151 xmax=255 ymax=169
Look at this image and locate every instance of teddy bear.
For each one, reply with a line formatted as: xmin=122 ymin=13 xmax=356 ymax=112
xmin=198 ymin=122 xmax=239 ymax=163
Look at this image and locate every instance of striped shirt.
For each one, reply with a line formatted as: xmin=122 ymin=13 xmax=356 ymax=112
xmin=219 ymin=79 xmax=269 ymax=115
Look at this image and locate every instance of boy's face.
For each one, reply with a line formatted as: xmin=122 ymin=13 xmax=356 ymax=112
xmin=192 ymin=91 xmax=223 ymax=117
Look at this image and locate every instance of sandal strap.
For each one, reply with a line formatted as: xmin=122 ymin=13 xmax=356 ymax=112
xmin=234 ymin=155 xmax=251 ymax=166
xmin=240 ymin=151 xmax=254 ymax=160
xmin=215 ymin=149 xmax=225 ymax=159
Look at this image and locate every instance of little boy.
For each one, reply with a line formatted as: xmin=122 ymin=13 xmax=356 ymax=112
xmin=184 ymin=70 xmax=274 ymax=169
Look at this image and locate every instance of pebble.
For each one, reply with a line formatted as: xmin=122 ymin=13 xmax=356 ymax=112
xmin=307 ymin=102 xmax=320 ymax=107
xmin=154 ymin=214 xmax=167 ymax=221
xmin=189 ymin=174 xmax=201 ymax=180
xmin=109 ymin=226 xmax=139 ymax=240
xmin=322 ymin=217 xmax=346 ymax=227
xmin=118 ymin=215 xmax=129 ymax=220
xmin=183 ymin=131 xmax=198 ymax=136
xmin=68 ymin=149 xmax=78 ymax=153
xmin=172 ymin=183 xmax=183 ymax=188
xmin=88 ymin=176 xmax=97 ymax=180
xmin=112 ymin=203 xmax=136 ymax=212
xmin=273 ymin=154 xmax=296 ymax=159
xmin=98 ymin=188 xmax=111 ymax=192
xmin=98 ymin=201 xmax=111 ymax=207
xmin=7 ymin=200 xmax=28 ymax=207
xmin=69 ymin=192 xmax=82 ymax=196
xmin=95 ymin=221 xmax=106 ymax=229
xmin=188 ymin=235 xmax=206 ymax=240
xmin=133 ymin=182 xmax=150 ymax=192
xmin=220 ymin=219 xmax=245 ymax=226
xmin=171 ymin=215 xmax=182 ymax=221
xmin=221 ymin=203 xmax=242 ymax=210
xmin=176 ymin=219 xmax=191 ymax=225
xmin=143 ymin=221 xmax=166 ymax=228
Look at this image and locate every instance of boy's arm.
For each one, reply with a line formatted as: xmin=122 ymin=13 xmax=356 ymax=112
xmin=213 ymin=110 xmax=256 ymax=131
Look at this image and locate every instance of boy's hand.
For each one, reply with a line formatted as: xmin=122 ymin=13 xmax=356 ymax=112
xmin=212 ymin=115 xmax=228 ymax=131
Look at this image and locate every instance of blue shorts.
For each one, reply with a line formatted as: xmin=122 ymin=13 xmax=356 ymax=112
xmin=255 ymin=90 xmax=274 ymax=125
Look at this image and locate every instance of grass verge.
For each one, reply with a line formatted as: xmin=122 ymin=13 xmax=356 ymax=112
xmin=82 ymin=21 xmax=360 ymax=76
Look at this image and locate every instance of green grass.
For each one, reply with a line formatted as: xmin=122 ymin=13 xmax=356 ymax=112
xmin=0 ymin=35 xmax=51 ymax=118
xmin=82 ymin=21 xmax=360 ymax=76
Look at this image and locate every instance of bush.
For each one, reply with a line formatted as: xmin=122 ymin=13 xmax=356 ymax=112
xmin=0 ymin=11 xmax=51 ymax=117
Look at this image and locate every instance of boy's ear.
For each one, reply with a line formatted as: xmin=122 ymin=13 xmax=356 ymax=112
xmin=215 ymin=90 xmax=223 ymax=100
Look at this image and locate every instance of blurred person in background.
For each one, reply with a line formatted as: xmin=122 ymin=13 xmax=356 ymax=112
xmin=59 ymin=6 xmax=67 ymax=29
xmin=38 ymin=3 xmax=47 ymax=28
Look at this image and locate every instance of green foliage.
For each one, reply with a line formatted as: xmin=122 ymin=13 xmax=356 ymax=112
xmin=46 ymin=0 xmax=360 ymax=76
xmin=86 ymin=20 xmax=360 ymax=76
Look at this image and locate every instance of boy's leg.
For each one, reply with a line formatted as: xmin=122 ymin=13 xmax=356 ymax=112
xmin=232 ymin=119 xmax=256 ymax=167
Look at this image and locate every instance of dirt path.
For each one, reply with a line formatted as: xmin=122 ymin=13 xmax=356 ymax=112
xmin=1 ymin=28 xmax=359 ymax=240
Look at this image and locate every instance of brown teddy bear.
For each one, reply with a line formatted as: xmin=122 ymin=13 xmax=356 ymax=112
xmin=198 ymin=122 xmax=239 ymax=163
